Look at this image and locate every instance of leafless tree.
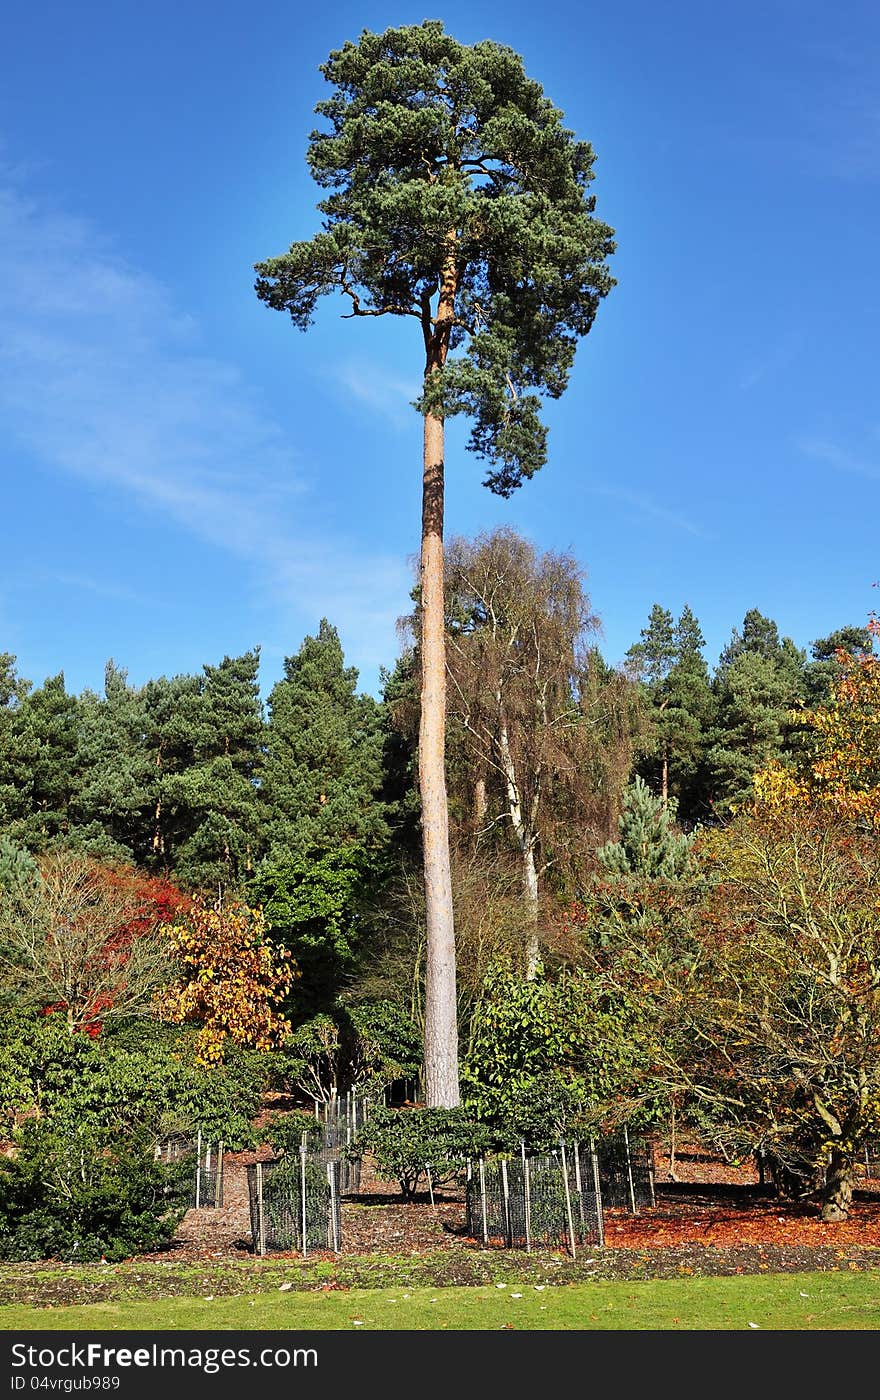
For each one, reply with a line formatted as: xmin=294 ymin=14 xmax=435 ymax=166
xmin=442 ymin=528 xmax=641 ymax=974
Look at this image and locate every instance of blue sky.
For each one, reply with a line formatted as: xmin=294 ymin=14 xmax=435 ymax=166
xmin=1 ymin=0 xmax=878 ymax=700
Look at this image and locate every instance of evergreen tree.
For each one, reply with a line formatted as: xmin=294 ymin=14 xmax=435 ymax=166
xmin=140 ymin=671 xmax=202 ymax=868
xmin=71 ymin=662 xmax=155 ymax=861
xmin=0 ymin=835 xmax=39 ymax=895
xmin=7 ymin=674 xmax=80 ymax=850
xmin=627 ymin=605 xmax=715 ymax=818
xmin=716 ymin=607 xmax=806 ymax=692
xmin=262 ymin=621 xmax=387 ymax=862
xmin=165 ymin=650 xmax=266 ymax=890
xmin=708 ymin=610 xmax=806 ymax=814
xmin=804 ymin=626 xmax=875 ymax=705
xmin=596 ymin=775 xmax=694 ymax=879
xmin=0 ymin=656 xmax=32 ymax=831
xmin=377 ymin=649 xmax=422 ymax=857
xmin=255 ymin=20 xmax=615 ymax=1105
xmin=625 ymin=605 xmax=676 ymax=688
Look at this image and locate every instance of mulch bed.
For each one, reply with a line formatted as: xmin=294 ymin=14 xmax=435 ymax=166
xmin=158 ymin=1142 xmax=880 ymax=1282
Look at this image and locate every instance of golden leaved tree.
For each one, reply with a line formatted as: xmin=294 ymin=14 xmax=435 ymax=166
xmin=753 ymin=646 xmax=880 ymax=827
xmin=156 ymin=897 xmax=296 ymax=1065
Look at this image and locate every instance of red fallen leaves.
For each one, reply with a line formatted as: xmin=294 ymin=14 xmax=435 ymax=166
xmin=603 ymin=1200 xmax=880 ymax=1250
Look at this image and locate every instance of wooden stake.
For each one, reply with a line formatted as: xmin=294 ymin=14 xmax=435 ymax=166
xmin=522 ymin=1141 xmax=531 ymax=1254
xmin=327 ymin=1161 xmax=339 ymax=1253
xmin=300 ymin=1143 xmax=308 ymax=1258
xmin=479 ymin=1158 xmax=488 ymax=1244
xmin=217 ymin=1141 xmax=224 ymax=1209
xmin=195 ymin=1129 xmax=202 ymax=1209
xmin=573 ymin=1142 xmax=587 ymax=1236
xmin=500 ymin=1157 xmax=511 ymax=1246
xmin=624 ymin=1124 xmax=637 ymax=1214
xmin=590 ymin=1138 xmax=605 ymax=1248
xmin=559 ymin=1142 xmax=577 ymax=1260
xmin=255 ymin=1162 xmax=265 ymax=1256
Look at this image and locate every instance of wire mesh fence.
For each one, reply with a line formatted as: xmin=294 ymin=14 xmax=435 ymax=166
xmin=155 ymin=1131 xmax=224 ymax=1208
xmin=246 ymin=1152 xmax=342 ymax=1255
xmin=300 ymin=1126 xmax=361 ymax=1195
xmin=465 ymin=1142 xmax=604 ymax=1256
xmin=595 ymin=1127 xmax=655 ymax=1212
xmin=301 ymin=1092 xmax=374 ymax=1194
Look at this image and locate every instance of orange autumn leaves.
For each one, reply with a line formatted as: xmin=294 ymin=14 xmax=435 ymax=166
xmin=754 ymin=648 xmax=880 ymax=828
xmin=156 ymin=896 xmax=297 ymax=1064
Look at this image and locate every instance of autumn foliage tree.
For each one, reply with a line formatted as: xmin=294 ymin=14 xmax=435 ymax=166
xmin=694 ymin=809 xmax=880 ymax=1221
xmin=157 ymin=897 xmax=296 ymax=1064
xmin=753 ymin=646 xmax=880 ymax=827
xmin=0 ymin=853 xmax=185 ymax=1036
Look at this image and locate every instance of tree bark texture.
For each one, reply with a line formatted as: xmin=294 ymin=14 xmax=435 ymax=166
xmin=821 ymin=1147 xmax=854 ymax=1221
xmin=419 ymin=408 xmax=459 ymax=1107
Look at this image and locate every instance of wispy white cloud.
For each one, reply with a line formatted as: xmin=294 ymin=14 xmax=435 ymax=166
xmin=799 ymin=437 xmax=880 ymax=482
xmin=738 ymin=332 xmax=802 ymax=392
xmin=0 ymin=176 xmax=411 ymax=686
xmin=333 ymin=360 xmax=421 ymax=430
xmin=587 ymin=484 xmax=709 ymax=539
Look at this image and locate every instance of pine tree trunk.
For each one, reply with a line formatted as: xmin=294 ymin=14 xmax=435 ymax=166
xmin=821 ymin=1147 xmax=854 ymax=1221
xmin=419 ymin=407 xmax=459 ymax=1108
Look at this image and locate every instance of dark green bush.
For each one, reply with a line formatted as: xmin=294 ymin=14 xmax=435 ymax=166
xmin=0 ymin=1013 xmax=271 ymax=1149
xmin=0 ymin=1120 xmax=191 ymax=1262
xmin=349 ymin=1106 xmax=495 ymax=1200
xmin=263 ymin=1109 xmax=321 ymax=1156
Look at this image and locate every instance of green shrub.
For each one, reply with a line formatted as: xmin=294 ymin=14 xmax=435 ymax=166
xmin=0 ymin=1013 xmax=271 ymax=1150
xmin=0 ymin=1120 xmax=190 ymax=1262
xmin=349 ymin=1106 xmax=495 ymax=1200
xmin=263 ymin=1109 xmax=321 ymax=1156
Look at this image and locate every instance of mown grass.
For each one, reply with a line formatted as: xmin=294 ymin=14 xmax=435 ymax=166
xmin=2 ymin=1271 xmax=880 ymax=1330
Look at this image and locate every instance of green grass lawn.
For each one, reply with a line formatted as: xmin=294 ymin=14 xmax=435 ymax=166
xmin=2 ymin=1271 xmax=880 ymax=1330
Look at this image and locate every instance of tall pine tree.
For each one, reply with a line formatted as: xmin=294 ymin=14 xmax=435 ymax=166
xmin=255 ymin=20 xmax=615 ymax=1104
xmin=708 ymin=609 xmax=806 ymax=815
xmin=72 ymin=662 xmax=155 ymax=861
xmin=165 ymin=650 xmax=266 ymax=890
xmin=262 ymin=620 xmax=387 ymax=862
xmin=626 ymin=604 xmax=715 ymax=819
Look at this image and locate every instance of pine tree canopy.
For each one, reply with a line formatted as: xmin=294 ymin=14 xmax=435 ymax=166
xmin=254 ymin=20 xmax=615 ymax=493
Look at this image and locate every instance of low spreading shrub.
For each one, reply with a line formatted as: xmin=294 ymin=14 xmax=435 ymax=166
xmin=0 ymin=1120 xmax=191 ymax=1262
xmin=349 ymin=1106 xmax=495 ymax=1200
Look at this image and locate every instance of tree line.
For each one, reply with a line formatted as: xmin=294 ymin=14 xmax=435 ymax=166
xmin=0 ymin=521 xmax=869 ymax=935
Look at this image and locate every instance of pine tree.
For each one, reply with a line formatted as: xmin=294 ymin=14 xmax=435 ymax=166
xmin=708 ymin=610 xmax=806 ymax=815
xmin=803 ymin=626 xmax=875 ymax=705
xmin=140 ymin=671 xmax=202 ymax=868
xmin=262 ymin=620 xmax=387 ymax=862
xmin=255 ymin=20 xmax=615 ymax=1104
xmin=0 ymin=655 xmax=32 ymax=831
xmin=627 ymin=604 xmax=715 ymax=817
xmin=625 ymin=605 xmax=676 ymax=688
xmin=7 ymin=674 xmax=80 ymax=850
xmin=166 ymin=650 xmax=266 ymax=890
xmin=596 ymin=775 xmax=694 ymax=879
xmin=71 ymin=662 xmax=155 ymax=861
